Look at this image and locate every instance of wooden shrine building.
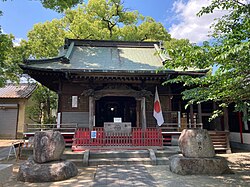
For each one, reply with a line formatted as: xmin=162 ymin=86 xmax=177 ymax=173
xmin=20 ymin=39 xmax=231 ymax=151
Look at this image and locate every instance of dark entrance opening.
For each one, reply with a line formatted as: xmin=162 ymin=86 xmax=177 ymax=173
xmin=95 ymin=96 xmax=136 ymax=127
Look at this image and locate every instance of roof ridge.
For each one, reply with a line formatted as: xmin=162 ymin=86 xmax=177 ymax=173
xmin=64 ymin=38 xmax=160 ymax=48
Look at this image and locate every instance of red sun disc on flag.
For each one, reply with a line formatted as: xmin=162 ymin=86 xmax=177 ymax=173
xmin=154 ymin=101 xmax=161 ymax=113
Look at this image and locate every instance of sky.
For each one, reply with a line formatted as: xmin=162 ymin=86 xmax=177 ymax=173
xmin=0 ymin=0 xmax=227 ymax=45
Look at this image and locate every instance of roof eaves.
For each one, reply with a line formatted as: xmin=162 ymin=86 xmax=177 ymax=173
xmin=176 ymin=69 xmax=209 ymax=75
xmin=19 ymin=65 xmax=176 ymax=75
xmin=23 ymin=55 xmax=65 ymax=65
xmin=23 ymin=83 xmax=38 ymax=99
xmin=154 ymin=44 xmax=171 ymax=64
xmin=62 ymin=69 xmax=174 ymax=74
xmin=60 ymin=41 xmax=75 ymax=64
xmin=23 ymin=42 xmax=75 ymax=66
xmin=20 ymin=64 xmax=208 ymax=75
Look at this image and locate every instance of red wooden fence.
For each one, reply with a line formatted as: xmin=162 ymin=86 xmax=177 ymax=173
xmin=72 ymin=128 xmax=162 ymax=151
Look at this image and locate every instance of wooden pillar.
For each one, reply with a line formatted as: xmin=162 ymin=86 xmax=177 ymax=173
xmin=178 ymin=99 xmax=182 ymax=112
xmin=57 ymin=79 xmax=62 ymax=125
xmin=141 ymin=97 xmax=146 ymax=130
xmin=223 ymin=107 xmax=229 ymax=131
xmin=136 ymin=99 xmax=140 ymax=128
xmin=190 ymin=104 xmax=194 ymax=125
xmin=89 ymin=96 xmax=94 ymax=130
xmin=197 ymin=103 xmax=202 ymax=124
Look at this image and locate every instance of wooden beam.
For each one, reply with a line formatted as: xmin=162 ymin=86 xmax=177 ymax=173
xmin=89 ymin=96 xmax=94 ymax=130
xmin=136 ymin=100 xmax=140 ymax=128
xmin=190 ymin=104 xmax=194 ymax=124
xmin=197 ymin=103 xmax=202 ymax=124
xmin=141 ymin=97 xmax=147 ymax=130
xmin=223 ymin=107 xmax=229 ymax=131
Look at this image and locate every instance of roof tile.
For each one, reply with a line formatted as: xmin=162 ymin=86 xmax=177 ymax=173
xmin=0 ymin=84 xmax=37 ymax=99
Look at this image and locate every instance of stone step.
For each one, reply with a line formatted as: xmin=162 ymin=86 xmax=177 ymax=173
xmin=21 ymin=148 xmax=179 ymax=167
xmin=62 ymin=151 xmax=84 ymax=160
xmin=66 ymin=158 xmax=84 ymax=166
xmin=88 ymin=157 xmax=152 ymax=166
xmin=89 ymin=150 xmax=149 ymax=159
xmin=156 ymin=157 xmax=170 ymax=165
xmin=155 ymin=150 xmax=178 ymax=157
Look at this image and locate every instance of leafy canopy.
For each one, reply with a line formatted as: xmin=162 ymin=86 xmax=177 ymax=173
xmin=0 ymin=30 xmax=22 ymax=86
xmin=24 ymin=0 xmax=170 ymax=58
xmin=40 ymin=0 xmax=84 ymax=12
xmin=26 ymin=84 xmax=58 ymax=124
xmin=164 ymin=0 xmax=250 ymax=120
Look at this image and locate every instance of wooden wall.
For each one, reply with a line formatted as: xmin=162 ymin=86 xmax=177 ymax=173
xmin=59 ymin=81 xmax=180 ymax=128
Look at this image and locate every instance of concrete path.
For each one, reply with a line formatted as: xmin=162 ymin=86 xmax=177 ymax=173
xmin=93 ymin=165 xmax=158 ymax=187
xmin=1 ymin=149 xmax=250 ymax=186
xmin=1 ymin=161 xmax=250 ymax=186
xmin=92 ymin=164 xmax=250 ymax=187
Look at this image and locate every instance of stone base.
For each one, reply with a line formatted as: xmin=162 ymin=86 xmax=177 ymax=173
xmin=170 ymin=154 xmax=232 ymax=175
xmin=17 ymin=157 xmax=78 ymax=182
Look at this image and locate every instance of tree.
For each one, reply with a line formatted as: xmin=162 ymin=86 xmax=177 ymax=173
xmin=24 ymin=19 xmax=66 ymax=58
xmin=1 ymin=0 xmax=83 ymax=13
xmin=26 ymin=84 xmax=57 ymax=124
xmin=23 ymin=0 xmax=170 ymax=58
xmin=39 ymin=0 xmax=83 ymax=12
xmin=0 ymin=1 xmax=28 ymax=86
xmin=0 ymin=30 xmax=21 ymax=87
xmin=164 ymin=0 xmax=250 ymax=121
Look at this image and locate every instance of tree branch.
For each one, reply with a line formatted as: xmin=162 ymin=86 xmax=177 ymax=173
xmin=232 ymin=0 xmax=247 ymax=6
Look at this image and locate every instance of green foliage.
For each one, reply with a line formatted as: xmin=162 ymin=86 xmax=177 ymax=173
xmin=0 ymin=1 xmax=28 ymax=86
xmin=25 ymin=19 xmax=66 ymax=58
xmin=26 ymin=84 xmax=57 ymax=124
xmin=163 ymin=0 xmax=250 ymax=119
xmin=22 ymin=0 xmax=170 ymax=58
xmin=40 ymin=0 xmax=83 ymax=12
xmin=0 ymin=30 xmax=21 ymax=87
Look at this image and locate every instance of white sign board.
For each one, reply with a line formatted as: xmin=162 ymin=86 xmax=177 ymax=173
xmin=56 ymin=112 xmax=61 ymax=128
xmin=114 ymin=117 xmax=122 ymax=123
xmin=72 ymin=96 xmax=78 ymax=108
xmin=104 ymin=122 xmax=132 ymax=133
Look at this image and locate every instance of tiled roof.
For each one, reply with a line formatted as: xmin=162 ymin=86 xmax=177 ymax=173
xmin=0 ymin=84 xmax=37 ymax=99
xmin=21 ymin=39 xmax=171 ymax=73
xmin=20 ymin=39 xmax=209 ymax=74
xmin=27 ymin=46 xmax=164 ymax=71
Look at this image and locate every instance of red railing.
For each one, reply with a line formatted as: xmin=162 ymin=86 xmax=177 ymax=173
xmin=72 ymin=127 xmax=162 ymax=151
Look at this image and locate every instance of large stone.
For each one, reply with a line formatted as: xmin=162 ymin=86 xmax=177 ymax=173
xmin=178 ymin=129 xmax=215 ymax=158
xmin=17 ymin=157 xmax=78 ymax=182
xmin=169 ymin=154 xmax=232 ymax=175
xmin=33 ymin=130 xmax=65 ymax=163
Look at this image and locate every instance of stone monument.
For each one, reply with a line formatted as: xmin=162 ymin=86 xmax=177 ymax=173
xmin=17 ymin=130 xmax=78 ymax=182
xmin=170 ymin=129 xmax=232 ymax=175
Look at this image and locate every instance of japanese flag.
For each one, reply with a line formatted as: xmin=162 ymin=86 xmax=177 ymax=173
xmin=153 ymin=87 xmax=164 ymax=126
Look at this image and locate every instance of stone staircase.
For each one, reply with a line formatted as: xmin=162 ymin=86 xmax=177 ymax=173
xmin=62 ymin=147 xmax=180 ymax=167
